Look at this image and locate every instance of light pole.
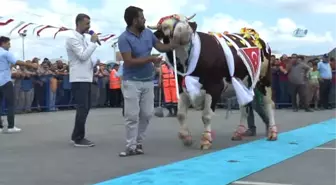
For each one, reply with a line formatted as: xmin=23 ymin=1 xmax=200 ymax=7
xmin=111 ymin=41 xmax=118 ymax=63
xmin=19 ymin=30 xmax=27 ymax=60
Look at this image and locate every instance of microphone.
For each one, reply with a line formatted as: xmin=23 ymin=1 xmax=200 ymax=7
xmin=88 ymin=30 xmax=101 ymax=45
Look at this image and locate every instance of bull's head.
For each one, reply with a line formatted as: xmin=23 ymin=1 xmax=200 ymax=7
xmin=147 ymin=13 xmax=196 ymax=46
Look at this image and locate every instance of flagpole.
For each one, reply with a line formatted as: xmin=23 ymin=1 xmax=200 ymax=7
xmin=111 ymin=41 xmax=118 ymax=64
xmin=19 ymin=30 xmax=27 ymax=60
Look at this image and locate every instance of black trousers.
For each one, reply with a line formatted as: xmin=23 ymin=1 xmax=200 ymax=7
xmin=319 ymin=79 xmax=332 ymax=108
xmin=0 ymin=81 xmax=15 ymax=128
xmin=71 ymin=82 xmax=91 ymax=141
xmin=32 ymin=83 xmax=46 ymax=111
xmin=109 ymin=89 xmax=122 ymax=107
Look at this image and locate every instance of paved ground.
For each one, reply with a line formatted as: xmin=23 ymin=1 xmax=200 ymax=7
xmin=0 ymin=108 xmax=334 ymax=185
xmin=232 ymin=140 xmax=336 ymax=185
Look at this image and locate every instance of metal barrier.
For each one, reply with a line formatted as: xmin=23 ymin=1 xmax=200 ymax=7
xmin=1 ymin=75 xmax=335 ymax=115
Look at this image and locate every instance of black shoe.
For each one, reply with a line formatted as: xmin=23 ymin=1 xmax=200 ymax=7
xmin=73 ymin=138 xmax=95 ymax=147
xmin=119 ymin=148 xmax=138 ymax=157
xmin=136 ymin=144 xmax=144 ymax=154
xmin=305 ymin=108 xmax=313 ymax=112
xmin=243 ymin=128 xmax=256 ymax=136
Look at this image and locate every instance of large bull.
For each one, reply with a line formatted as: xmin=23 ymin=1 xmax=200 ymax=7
xmin=148 ymin=14 xmax=278 ymax=150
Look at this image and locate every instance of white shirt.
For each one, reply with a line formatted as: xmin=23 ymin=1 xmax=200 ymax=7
xmin=116 ymin=61 xmax=124 ymax=77
xmin=66 ymin=31 xmax=97 ymax=82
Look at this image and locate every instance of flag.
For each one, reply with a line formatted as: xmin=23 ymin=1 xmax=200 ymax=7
xmin=0 ymin=19 xmax=14 ymax=26
xmin=37 ymin=25 xmax=55 ymax=37
xmin=9 ymin=21 xmax=25 ymax=35
xmin=18 ymin=23 xmax=34 ymax=34
xmin=100 ymin=34 xmax=115 ymax=42
xmin=53 ymin=27 xmax=70 ymax=39
xmin=239 ymin=47 xmax=261 ymax=76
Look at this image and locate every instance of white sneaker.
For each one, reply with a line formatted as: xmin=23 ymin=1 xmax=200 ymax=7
xmin=6 ymin=127 xmax=22 ymax=133
xmin=0 ymin=128 xmax=3 ymax=133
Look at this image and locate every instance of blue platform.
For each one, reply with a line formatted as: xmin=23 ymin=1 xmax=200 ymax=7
xmin=94 ymin=118 xmax=336 ymax=185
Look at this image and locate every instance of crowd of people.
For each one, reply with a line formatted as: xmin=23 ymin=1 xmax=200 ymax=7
xmin=271 ymin=53 xmax=335 ymax=111
xmin=7 ymin=58 xmax=124 ymax=114
xmin=1 ymin=51 xmax=335 ymax=115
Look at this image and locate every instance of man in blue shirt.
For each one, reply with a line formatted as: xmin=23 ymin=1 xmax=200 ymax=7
xmin=118 ymin=6 xmax=177 ymax=157
xmin=318 ymin=54 xmax=332 ymax=109
xmin=0 ymin=36 xmax=37 ymax=133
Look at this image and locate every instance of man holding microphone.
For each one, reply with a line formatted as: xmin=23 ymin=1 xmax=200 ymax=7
xmin=65 ymin=13 xmax=99 ymax=147
xmin=118 ymin=6 xmax=177 ymax=157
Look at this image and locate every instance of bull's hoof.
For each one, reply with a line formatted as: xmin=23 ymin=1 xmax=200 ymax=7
xmin=178 ymin=132 xmax=193 ymax=146
xmin=231 ymin=125 xmax=246 ymax=141
xmin=200 ymin=143 xmax=212 ymax=150
xmin=267 ymin=132 xmax=278 ymax=141
xmin=267 ymin=126 xmax=278 ymax=141
xmin=200 ymin=131 xmax=212 ymax=150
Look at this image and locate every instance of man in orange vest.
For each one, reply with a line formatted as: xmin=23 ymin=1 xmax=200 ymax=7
xmin=160 ymin=63 xmax=178 ymax=116
xmin=109 ymin=64 xmax=122 ymax=107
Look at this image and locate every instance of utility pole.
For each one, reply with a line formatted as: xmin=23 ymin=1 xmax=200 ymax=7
xmin=111 ymin=41 xmax=118 ymax=63
xmin=19 ymin=30 xmax=27 ymax=60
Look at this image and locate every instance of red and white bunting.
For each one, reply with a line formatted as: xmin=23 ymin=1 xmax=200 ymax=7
xmin=0 ymin=17 xmax=116 ymax=43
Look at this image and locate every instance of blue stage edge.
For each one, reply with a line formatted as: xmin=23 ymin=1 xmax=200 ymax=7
xmin=94 ymin=118 xmax=336 ymax=185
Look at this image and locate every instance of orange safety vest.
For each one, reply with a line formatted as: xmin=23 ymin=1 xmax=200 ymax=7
xmin=109 ymin=69 xmax=121 ymax=89
xmin=161 ymin=64 xmax=178 ymax=103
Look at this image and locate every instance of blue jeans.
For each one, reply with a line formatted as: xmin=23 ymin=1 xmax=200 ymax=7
xmin=49 ymin=89 xmax=57 ymax=111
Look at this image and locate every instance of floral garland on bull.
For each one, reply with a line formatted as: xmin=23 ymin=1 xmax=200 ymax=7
xmin=239 ymin=27 xmax=263 ymax=49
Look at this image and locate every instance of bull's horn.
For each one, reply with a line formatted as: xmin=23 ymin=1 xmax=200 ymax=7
xmin=187 ymin=13 xmax=196 ymax=20
xmin=147 ymin=25 xmax=158 ymax=30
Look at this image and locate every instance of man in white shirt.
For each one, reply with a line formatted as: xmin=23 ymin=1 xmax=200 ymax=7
xmin=65 ymin=13 xmax=99 ymax=147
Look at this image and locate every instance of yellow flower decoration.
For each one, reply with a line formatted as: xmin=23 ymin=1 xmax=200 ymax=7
xmin=240 ymin=27 xmax=262 ymax=49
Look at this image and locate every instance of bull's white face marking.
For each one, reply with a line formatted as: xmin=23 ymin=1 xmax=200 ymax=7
xmin=160 ymin=19 xmax=193 ymax=46
xmin=160 ymin=19 xmax=176 ymax=37
xmin=158 ymin=18 xmax=193 ymax=72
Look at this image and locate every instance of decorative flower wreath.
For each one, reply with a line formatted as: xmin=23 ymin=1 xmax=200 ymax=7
xmin=240 ymin=27 xmax=262 ymax=49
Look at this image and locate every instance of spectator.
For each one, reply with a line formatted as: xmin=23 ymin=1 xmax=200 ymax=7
xmin=287 ymin=55 xmax=313 ymax=112
xmin=34 ymin=60 xmax=52 ymax=112
xmin=271 ymin=56 xmax=280 ymax=105
xmin=318 ymin=54 xmax=332 ymax=109
xmin=308 ymin=62 xmax=320 ymax=109
xmin=278 ymin=55 xmax=290 ymax=107
xmin=96 ymin=63 xmax=109 ymax=107
xmin=19 ymin=60 xmax=36 ymax=113
xmin=109 ymin=64 xmax=122 ymax=108
xmin=11 ymin=64 xmax=23 ymax=113
xmin=49 ymin=63 xmax=58 ymax=111
xmin=31 ymin=58 xmax=45 ymax=112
